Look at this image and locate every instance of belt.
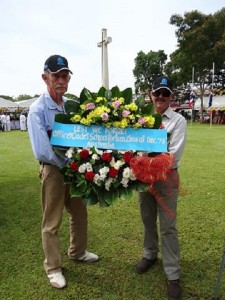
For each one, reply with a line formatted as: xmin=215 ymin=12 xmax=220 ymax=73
xmin=39 ymin=161 xmax=53 ymax=166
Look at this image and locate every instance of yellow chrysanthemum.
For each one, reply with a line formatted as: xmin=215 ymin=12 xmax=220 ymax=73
xmin=112 ymin=121 xmax=120 ymax=128
xmin=144 ymin=116 xmax=155 ymax=127
xmin=120 ymin=118 xmax=129 ymax=128
xmin=124 ymin=103 xmax=138 ymax=111
xmin=96 ymin=97 xmax=106 ymax=103
xmin=71 ymin=114 xmax=81 ymax=123
xmin=133 ymin=122 xmax=142 ymax=128
xmin=80 ymin=117 xmax=92 ymax=125
xmin=105 ymin=122 xmax=112 ymax=128
xmin=128 ymin=114 xmax=135 ymax=121
xmin=113 ymin=118 xmax=129 ymax=129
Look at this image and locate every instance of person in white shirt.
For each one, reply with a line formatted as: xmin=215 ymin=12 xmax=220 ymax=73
xmin=6 ymin=114 xmax=11 ymax=131
xmin=19 ymin=114 xmax=27 ymax=131
xmin=0 ymin=113 xmax=7 ymax=131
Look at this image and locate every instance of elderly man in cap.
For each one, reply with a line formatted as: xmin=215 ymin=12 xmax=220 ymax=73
xmin=135 ymin=76 xmax=187 ymax=300
xmin=28 ymin=55 xmax=99 ymax=289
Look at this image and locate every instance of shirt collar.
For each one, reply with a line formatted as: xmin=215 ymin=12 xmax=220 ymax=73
xmin=162 ymin=106 xmax=173 ymax=119
xmin=44 ymin=92 xmax=66 ymax=112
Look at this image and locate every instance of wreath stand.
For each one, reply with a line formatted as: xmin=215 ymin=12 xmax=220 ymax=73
xmin=213 ymin=237 xmax=225 ymax=299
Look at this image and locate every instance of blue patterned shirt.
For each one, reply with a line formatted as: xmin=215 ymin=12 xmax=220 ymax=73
xmin=27 ymin=92 xmax=68 ymax=168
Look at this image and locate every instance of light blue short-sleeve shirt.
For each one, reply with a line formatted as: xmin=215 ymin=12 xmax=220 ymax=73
xmin=27 ymin=92 xmax=68 ymax=168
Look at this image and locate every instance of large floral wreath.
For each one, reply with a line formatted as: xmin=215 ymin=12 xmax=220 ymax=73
xmin=53 ymin=86 xmax=173 ymax=207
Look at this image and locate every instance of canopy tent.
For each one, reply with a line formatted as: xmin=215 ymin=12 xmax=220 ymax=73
xmin=194 ymin=96 xmax=225 ymax=110
xmin=0 ymin=97 xmax=19 ymax=110
xmin=208 ymin=106 xmax=225 ymax=111
xmin=16 ymin=97 xmax=37 ymax=108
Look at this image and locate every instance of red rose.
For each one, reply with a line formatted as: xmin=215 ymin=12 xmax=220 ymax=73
xmin=123 ymin=152 xmax=134 ymax=164
xmin=79 ymin=149 xmax=89 ymax=159
xmin=84 ymin=171 xmax=95 ymax=181
xmin=70 ymin=161 xmax=79 ymax=171
xmin=101 ymin=152 xmax=112 ymax=162
xmin=109 ymin=167 xmax=119 ymax=177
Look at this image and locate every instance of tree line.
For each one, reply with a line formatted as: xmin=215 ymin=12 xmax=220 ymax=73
xmin=133 ymin=7 xmax=225 ymax=120
xmin=0 ymin=93 xmax=78 ymax=102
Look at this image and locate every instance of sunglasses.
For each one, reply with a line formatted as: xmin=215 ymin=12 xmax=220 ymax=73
xmin=152 ymin=89 xmax=171 ymax=97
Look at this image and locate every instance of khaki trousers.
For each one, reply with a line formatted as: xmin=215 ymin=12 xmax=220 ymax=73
xmin=40 ymin=164 xmax=87 ymax=274
xmin=138 ymin=170 xmax=180 ymax=280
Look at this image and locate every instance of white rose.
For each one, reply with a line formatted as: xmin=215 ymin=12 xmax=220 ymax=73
xmin=122 ymin=167 xmax=131 ymax=178
xmin=65 ymin=147 xmax=74 ymax=158
xmin=78 ymin=164 xmax=86 ymax=173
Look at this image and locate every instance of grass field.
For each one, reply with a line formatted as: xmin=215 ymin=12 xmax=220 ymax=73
xmin=0 ymin=124 xmax=225 ymax=300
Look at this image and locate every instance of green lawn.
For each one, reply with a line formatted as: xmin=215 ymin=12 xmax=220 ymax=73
xmin=0 ymin=124 xmax=225 ymax=300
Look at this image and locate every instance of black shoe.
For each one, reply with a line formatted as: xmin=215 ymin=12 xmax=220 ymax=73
xmin=167 ymin=279 xmax=182 ymax=300
xmin=135 ymin=257 xmax=157 ymax=274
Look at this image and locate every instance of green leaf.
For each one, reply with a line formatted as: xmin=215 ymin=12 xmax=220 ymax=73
xmin=82 ymin=192 xmax=99 ymax=206
xmin=136 ymin=182 xmax=149 ymax=192
xmin=92 ymin=189 xmax=109 ymax=207
xmin=76 ymin=180 xmax=88 ymax=191
xmin=52 ymin=147 xmax=67 ymax=157
xmin=61 ymin=173 xmax=71 ymax=184
xmin=70 ymin=185 xmax=84 ymax=197
xmin=64 ymin=100 xmax=80 ymax=115
xmin=121 ymin=88 xmax=133 ymax=104
xmin=97 ymin=86 xmax=106 ymax=97
xmin=141 ymin=103 xmax=154 ymax=115
xmin=152 ymin=113 xmax=162 ymax=129
xmin=104 ymin=189 xmax=119 ymax=205
xmin=119 ymin=187 xmax=133 ymax=200
xmin=55 ymin=113 xmax=73 ymax=124
xmin=135 ymin=95 xmax=146 ymax=108
xmin=110 ymin=86 xmax=121 ymax=98
xmin=91 ymin=146 xmax=98 ymax=154
xmin=79 ymin=88 xmax=94 ymax=104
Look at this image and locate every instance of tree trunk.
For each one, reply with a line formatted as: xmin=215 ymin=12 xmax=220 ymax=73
xmin=200 ymin=96 xmax=204 ymax=123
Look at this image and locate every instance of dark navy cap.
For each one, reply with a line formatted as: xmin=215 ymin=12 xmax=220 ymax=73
xmin=44 ymin=55 xmax=73 ymax=74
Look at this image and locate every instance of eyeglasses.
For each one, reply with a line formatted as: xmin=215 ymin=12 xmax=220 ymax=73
xmin=152 ymin=89 xmax=171 ymax=97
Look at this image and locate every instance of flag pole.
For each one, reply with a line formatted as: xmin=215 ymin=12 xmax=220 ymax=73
xmin=191 ymin=67 xmax=194 ymax=125
xmin=210 ymin=62 xmax=215 ymax=128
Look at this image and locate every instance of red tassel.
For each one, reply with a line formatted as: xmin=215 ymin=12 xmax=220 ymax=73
xmin=130 ymin=153 xmax=174 ymax=184
xmin=130 ymin=154 xmax=176 ymax=219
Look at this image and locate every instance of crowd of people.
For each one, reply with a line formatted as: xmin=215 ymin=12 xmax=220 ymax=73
xmin=202 ymin=109 xmax=225 ymax=124
xmin=0 ymin=112 xmax=27 ymax=131
xmin=176 ymin=108 xmax=225 ymax=124
xmin=0 ymin=112 xmax=11 ymax=131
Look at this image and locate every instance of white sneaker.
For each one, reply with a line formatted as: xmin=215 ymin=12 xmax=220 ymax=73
xmin=47 ymin=271 xmax=66 ymax=289
xmin=69 ymin=250 xmax=99 ymax=263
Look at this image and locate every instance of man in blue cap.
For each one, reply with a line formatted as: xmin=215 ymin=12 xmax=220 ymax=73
xmin=28 ymin=55 xmax=99 ymax=289
xmin=135 ymin=75 xmax=187 ymax=300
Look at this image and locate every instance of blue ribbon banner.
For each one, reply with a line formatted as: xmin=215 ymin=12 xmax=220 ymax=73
xmin=50 ymin=122 xmax=168 ymax=152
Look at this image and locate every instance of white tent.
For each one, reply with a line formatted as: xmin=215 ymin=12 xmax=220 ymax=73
xmin=0 ymin=97 xmax=19 ymax=109
xmin=194 ymin=96 xmax=225 ymax=110
xmin=16 ymin=97 xmax=38 ymax=108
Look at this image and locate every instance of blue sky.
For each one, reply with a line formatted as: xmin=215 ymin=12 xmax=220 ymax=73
xmin=0 ymin=0 xmax=224 ymax=97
